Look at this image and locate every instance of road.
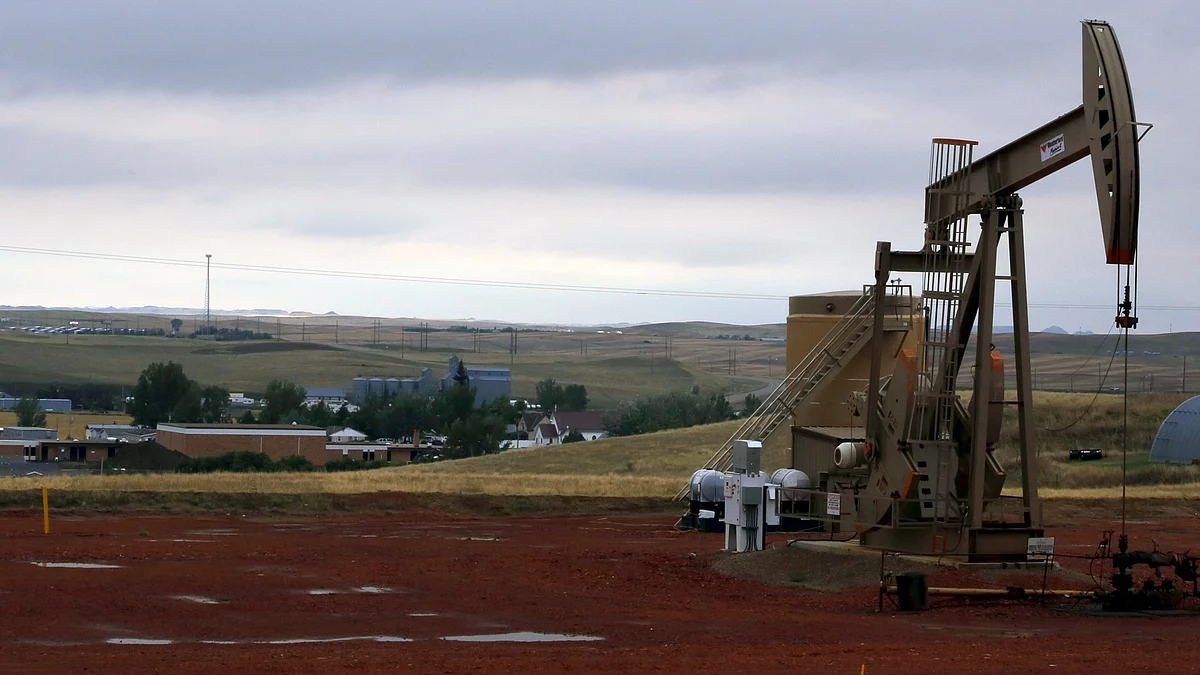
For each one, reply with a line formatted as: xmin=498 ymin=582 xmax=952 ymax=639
xmin=724 ymin=376 xmax=781 ymax=406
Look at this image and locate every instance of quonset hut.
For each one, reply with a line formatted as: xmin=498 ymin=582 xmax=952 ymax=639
xmin=1150 ymin=395 xmax=1200 ymax=464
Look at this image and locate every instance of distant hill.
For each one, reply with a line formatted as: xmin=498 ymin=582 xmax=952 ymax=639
xmin=632 ymin=321 xmax=786 ymax=339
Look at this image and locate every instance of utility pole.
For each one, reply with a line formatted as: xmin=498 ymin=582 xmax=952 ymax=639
xmin=335 ymin=321 xmax=339 ymax=344
xmin=204 ymin=253 xmax=212 ymax=329
xmin=1183 ymin=355 xmax=1188 ymax=393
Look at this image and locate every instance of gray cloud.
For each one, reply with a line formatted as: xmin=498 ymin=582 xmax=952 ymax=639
xmin=0 ymin=2 xmax=1193 ymax=329
xmin=0 ymin=1 xmax=1180 ymax=94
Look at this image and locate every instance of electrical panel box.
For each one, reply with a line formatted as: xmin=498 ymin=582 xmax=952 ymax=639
xmin=723 ymin=474 xmax=742 ymax=525
xmin=741 ymin=484 xmax=762 ymax=506
xmin=723 ymin=468 xmax=766 ymax=552
xmin=732 ymin=439 xmax=762 ymax=475
xmin=765 ymin=486 xmax=781 ymax=527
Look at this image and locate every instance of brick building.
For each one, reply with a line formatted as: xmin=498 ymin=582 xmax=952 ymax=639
xmin=157 ymin=424 xmax=327 ymax=466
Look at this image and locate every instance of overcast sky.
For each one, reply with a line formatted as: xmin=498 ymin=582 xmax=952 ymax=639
xmin=1 ymin=2 xmax=1195 ymax=331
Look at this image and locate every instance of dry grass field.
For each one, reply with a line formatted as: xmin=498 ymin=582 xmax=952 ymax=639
xmin=2 ymin=471 xmax=678 ymax=498
xmin=0 ymin=329 xmax=767 ymax=408
xmin=993 ymin=391 xmax=1200 ymax=488
xmin=403 ymin=419 xmax=789 ymax=478
xmin=405 ymin=391 xmax=1200 ymax=493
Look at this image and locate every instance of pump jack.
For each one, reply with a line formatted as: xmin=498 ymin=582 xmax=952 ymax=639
xmin=841 ymin=20 xmax=1147 ymax=560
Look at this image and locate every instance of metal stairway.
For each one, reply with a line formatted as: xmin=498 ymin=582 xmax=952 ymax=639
xmin=674 ymin=289 xmax=896 ymax=501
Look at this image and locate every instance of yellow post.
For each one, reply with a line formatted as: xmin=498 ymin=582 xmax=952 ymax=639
xmin=42 ymin=486 xmax=49 ymax=535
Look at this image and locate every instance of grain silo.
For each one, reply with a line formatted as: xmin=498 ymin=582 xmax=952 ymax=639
xmin=368 ymin=377 xmax=385 ymax=398
xmin=351 ymin=377 xmax=368 ymax=404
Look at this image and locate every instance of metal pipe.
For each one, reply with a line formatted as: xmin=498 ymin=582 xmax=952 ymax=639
xmin=884 ymin=585 xmax=1087 ymax=598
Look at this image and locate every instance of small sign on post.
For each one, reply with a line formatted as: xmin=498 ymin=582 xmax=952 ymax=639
xmin=1026 ymin=536 xmax=1055 ymax=560
xmin=826 ymin=492 xmax=841 ymax=516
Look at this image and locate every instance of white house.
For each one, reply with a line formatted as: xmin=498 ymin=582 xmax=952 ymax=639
xmin=533 ymin=423 xmax=562 ymax=446
xmin=328 ymin=426 xmax=368 ymax=443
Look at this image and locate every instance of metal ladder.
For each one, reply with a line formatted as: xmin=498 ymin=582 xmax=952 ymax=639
xmin=913 ymin=138 xmax=976 ymax=522
xmin=673 ymin=290 xmax=882 ymax=501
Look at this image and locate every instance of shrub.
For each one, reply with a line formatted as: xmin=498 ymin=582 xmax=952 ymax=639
xmin=176 ymin=451 xmax=314 ymax=473
xmin=324 ymin=458 xmax=387 ymax=472
xmin=274 ymin=455 xmax=316 ymax=472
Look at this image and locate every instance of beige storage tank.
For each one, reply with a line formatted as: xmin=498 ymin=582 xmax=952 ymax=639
xmin=785 ymin=291 xmax=923 ymax=428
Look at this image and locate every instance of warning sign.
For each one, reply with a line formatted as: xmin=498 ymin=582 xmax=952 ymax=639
xmin=826 ymin=492 xmax=841 ymax=516
xmin=1040 ymin=134 xmax=1065 ymax=162
xmin=1027 ymin=536 xmax=1056 ymax=559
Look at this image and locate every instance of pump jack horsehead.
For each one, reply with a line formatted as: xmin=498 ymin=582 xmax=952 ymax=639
xmin=850 ymin=20 xmax=1147 ymax=560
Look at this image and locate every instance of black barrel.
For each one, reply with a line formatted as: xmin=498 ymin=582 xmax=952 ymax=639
xmin=895 ymin=572 xmax=930 ymax=611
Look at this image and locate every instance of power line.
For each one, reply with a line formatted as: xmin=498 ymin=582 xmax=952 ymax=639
xmin=3 ymin=243 xmax=1197 ymax=312
xmin=0 ymin=245 xmax=780 ymax=301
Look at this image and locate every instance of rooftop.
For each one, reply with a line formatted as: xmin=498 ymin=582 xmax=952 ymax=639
xmin=158 ymin=423 xmax=325 ymax=431
xmin=553 ymin=411 xmax=606 ymax=431
xmin=305 ymin=387 xmax=346 ymax=398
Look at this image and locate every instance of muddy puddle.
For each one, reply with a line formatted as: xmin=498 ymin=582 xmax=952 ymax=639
xmin=170 ymin=595 xmax=225 ymax=605
xmin=442 ymin=632 xmax=603 ymax=643
xmin=30 ymin=562 xmax=122 ymax=569
xmin=101 ymin=633 xmax=601 ymax=646
xmin=105 ymin=636 xmax=413 ymax=646
xmin=305 ymin=586 xmax=395 ymax=595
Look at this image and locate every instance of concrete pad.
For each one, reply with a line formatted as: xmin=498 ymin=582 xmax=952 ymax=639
xmin=786 ymin=539 xmax=1059 ymax=570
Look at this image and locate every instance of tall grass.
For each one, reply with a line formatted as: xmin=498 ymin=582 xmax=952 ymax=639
xmin=994 ymin=392 xmax=1200 ymax=489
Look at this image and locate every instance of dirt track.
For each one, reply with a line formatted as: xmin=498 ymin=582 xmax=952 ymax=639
xmin=0 ymin=503 xmax=1196 ymax=674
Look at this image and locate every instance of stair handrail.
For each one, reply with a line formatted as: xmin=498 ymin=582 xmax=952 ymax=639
xmin=673 ymin=289 xmax=879 ymax=500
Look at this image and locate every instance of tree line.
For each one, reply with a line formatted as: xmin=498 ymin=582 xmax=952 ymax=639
xmin=123 ymin=360 xmax=590 ymax=461
xmin=601 ymin=387 xmax=735 ymax=436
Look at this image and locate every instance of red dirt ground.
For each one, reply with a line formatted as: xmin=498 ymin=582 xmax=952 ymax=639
xmin=0 ymin=504 xmax=1197 ymax=675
